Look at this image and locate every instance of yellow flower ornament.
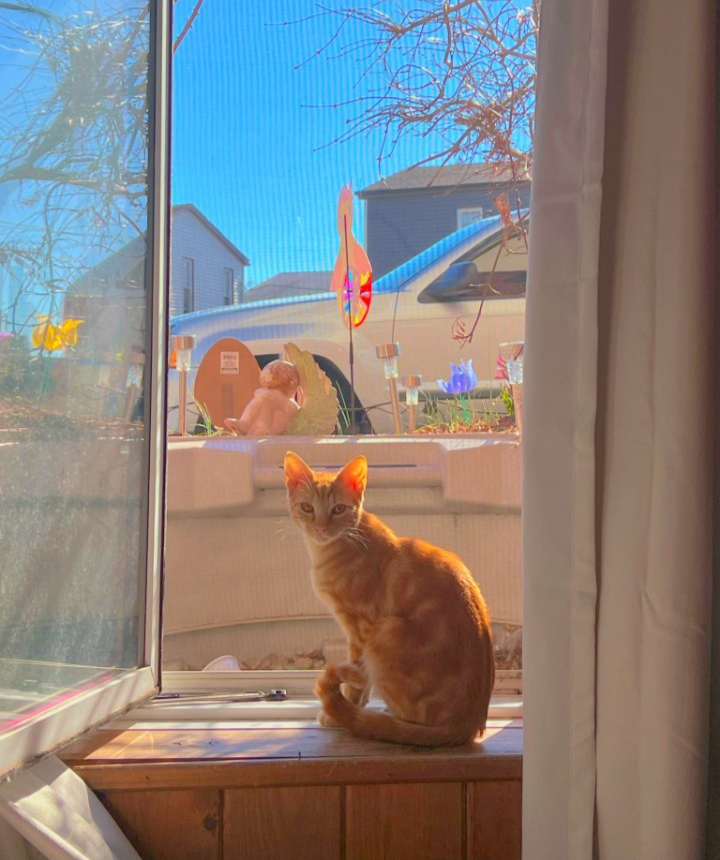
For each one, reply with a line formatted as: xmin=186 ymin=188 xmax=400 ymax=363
xmin=32 ymin=316 xmax=84 ymax=351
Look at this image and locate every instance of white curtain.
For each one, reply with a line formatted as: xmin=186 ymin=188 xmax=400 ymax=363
xmin=522 ymin=0 xmax=716 ymax=856
xmin=0 ymin=757 xmax=142 ymax=860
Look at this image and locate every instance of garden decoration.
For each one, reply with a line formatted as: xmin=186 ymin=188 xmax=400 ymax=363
xmin=193 ymin=337 xmax=260 ymax=434
xmin=31 ymin=316 xmax=83 ymax=351
xmin=330 ymin=184 xmax=372 ymax=432
xmin=401 ymin=375 xmax=423 ymax=433
xmin=283 ymin=342 xmax=340 ymax=436
xmin=222 ymin=344 xmax=340 ymax=437
xmin=375 ymin=342 xmax=402 ymax=434
xmin=172 ymin=334 xmax=195 ymax=436
xmin=225 ymin=359 xmax=300 ymax=436
xmin=438 ymin=359 xmax=478 ymax=426
xmin=496 ymin=341 xmax=524 ymax=434
xmin=438 ymin=359 xmax=477 ymax=394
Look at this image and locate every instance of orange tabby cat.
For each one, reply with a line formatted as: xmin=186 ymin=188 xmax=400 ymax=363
xmin=284 ymin=451 xmax=495 ymax=747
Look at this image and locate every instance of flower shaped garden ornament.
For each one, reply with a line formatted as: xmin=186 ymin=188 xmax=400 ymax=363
xmin=31 ymin=316 xmax=83 ymax=351
xmin=437 ymin=359 xmax=478 ymax=394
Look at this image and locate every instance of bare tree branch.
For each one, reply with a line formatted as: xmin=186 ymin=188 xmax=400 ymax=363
xmin=173 ymin=0 xmax=207 ymax=53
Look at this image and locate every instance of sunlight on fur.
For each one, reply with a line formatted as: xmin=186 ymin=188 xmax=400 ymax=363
xmin=284 ymin=451 xmax=495 ymax=747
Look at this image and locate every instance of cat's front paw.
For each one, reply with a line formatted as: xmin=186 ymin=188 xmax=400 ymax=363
xmin=316 ymin=709 xmax=340 ymax=727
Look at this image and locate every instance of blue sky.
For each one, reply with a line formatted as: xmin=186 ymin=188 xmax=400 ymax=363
xmin=171 ymin=0 xmax=445 ymax=288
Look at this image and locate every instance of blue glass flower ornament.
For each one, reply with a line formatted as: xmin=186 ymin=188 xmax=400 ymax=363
xmin=437 ymin=359 xmax=477 ymax=394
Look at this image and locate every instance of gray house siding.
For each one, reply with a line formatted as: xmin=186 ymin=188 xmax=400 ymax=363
xmin=361 ymin=184 xmax=531 ymax=278
xmin=170 ymin=207 xmax=248 ymax=317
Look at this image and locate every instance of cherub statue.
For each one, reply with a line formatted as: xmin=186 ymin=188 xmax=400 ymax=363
xmin=224 ymin=360 xmax=300 ymax=436
xmin=224 ymin=344 xmax=340 ymax=437
xmin=283 ymin=342 xmax=340 ymax=436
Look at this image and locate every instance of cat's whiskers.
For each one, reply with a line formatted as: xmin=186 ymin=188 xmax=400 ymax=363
xmin=271 ymin=521 xmax=294 ymax=542
xmin=341 ymin=526 xmax=370 ymax=552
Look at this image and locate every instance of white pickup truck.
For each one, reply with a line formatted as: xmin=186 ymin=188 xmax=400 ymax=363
xmin=168 ymin=213 xmax=528 ymax=434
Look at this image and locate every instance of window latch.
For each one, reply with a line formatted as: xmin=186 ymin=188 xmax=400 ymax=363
xmin=155 ymin=688 xmax=287 ymax=704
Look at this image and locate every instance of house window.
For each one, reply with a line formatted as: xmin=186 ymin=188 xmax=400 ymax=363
xmin=223 ymin=267 xmax=235 ymax=305
xmin=457 ymin=207 xmax=485 ymax=229
xmin=182 ymin=256 xmax=194 ymax=313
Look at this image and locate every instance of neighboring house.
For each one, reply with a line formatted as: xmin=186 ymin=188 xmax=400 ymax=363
xmin=60 ymin=204 xmax=249 ymax=416
xmin=245 ymin=271 xmax=332 ymax=303
xmin=170 ymin=203 xmax=250 ymax=316
xmin=357 ymin=163 xmax=531 ymax=278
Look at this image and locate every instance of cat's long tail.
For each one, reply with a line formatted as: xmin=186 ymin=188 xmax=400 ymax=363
xmin=315 ymin=664 xmax=481 ymax=748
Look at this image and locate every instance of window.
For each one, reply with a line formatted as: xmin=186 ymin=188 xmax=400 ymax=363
xmin=457 ymin=206 xmax=485 ymax=229
xmin=182 ymin=257 xmax=195 ymax=313
xmin=0 ymin=0 xmax=169 ymax=777
xmin=162 ymin=0 xmax=533 ymax=714
xmin=223 ymin=267 xmax=235 ymax=305
xmin=417 ymin=222 xmax=529 ymax=303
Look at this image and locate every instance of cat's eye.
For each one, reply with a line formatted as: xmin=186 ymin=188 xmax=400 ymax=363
xmin=331 ymin=504 xmax=347 ymax=515
xmin=300 ymin=502 xmax=314 ymax=513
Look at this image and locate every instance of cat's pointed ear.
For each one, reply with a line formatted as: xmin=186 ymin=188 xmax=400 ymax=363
xmin=284 ymin=451 xmax=313 ymax=491
xmin=335 ymin=455 xmax=367 ymax=497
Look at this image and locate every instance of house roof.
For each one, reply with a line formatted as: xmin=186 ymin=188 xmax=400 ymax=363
xmin=173 ymin=203 xmax=250 ymax=266
xmin=246 ymin=271 xmax=332 ymax=302
xmin=358 ymin=163 xmax=531 ymax=197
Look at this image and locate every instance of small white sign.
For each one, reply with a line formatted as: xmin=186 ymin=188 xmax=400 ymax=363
xmin=220 ymin=351 xmax=240 ymax=374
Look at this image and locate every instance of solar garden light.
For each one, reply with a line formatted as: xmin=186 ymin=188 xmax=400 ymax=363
xmin=173 ymin=334 xmax=195 ymax=436
xmin=507 ymin=354 xmax=524 ymax=437
xmin=375 ymin=342 xmax=402 ymax=434
xmin=401 ymin=374 xmax=423 ymax=433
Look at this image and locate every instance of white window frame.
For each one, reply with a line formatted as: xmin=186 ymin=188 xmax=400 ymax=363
xmin=126 ymin=670 xmax=522 ymax=723
xmin=223 ymin=266 xmax=234 ymax=305
xmin=457 ymin=206 xmax=485 ymax=229
xmin=182 ymin=256 xmax=195 ymax=313
xmin=0 ymin=0 xmax=170 ymax=781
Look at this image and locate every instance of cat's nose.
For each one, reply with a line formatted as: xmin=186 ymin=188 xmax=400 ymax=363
xmin=316 ymin=524 xmax=329 ymax=534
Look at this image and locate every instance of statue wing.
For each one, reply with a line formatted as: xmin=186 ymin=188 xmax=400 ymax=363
xmin=283 ymin=342 xmax=340 ymax=436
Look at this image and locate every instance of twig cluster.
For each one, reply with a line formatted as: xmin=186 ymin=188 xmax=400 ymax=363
xmin=297 ymin=0 xmax=538 ymax=177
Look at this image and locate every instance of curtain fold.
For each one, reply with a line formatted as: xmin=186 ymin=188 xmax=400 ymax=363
xmin=523 ymin=0 xmax=716 ymax=856
xmin=0 ymin=757 xmax=142 ymax=860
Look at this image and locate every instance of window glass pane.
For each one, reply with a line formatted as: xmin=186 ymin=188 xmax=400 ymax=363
xmin=0 ymin=1 xmax=152 ymax=728
xmin=457 ymin=207 xmax=485 ymax=229
xmin=165 ymin=1 xmax=533 ymax=684
xmin=182 ymin=257 xmax=194 ymax=313
xmin=223 ymin=268 xmax=234 ymax=305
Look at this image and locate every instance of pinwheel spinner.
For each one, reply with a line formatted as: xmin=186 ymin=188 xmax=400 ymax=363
xmin=330 ymin=185 xmax=372 ymax=328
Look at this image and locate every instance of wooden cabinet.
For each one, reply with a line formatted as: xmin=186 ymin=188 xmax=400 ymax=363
xmin=346 ymin=783 xmax=463 ymax=860
xmin=224 ymin=786 xmax=341 ymax=860
xmin=62 ymin=720 xmax=522 ymax=860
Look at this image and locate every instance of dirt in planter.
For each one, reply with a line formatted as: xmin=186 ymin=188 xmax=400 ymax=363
xmin=0 ymin=395 xmax=143 ymax=442
xmin=414 ymin=414 xmax=518 ymax=435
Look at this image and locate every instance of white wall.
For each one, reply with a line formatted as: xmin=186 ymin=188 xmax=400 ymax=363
xmin=169 ymin=208 xmax=246 ymax=317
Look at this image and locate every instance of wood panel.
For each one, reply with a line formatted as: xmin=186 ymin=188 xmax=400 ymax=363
xmin=63 ymin=721 xmax=522 ymax=764
xmin=346 ymin=783 xmax=463 ymax=860
xmin=61 ymin=720 xmax=523 ymax=791
xmin=98 ymin=789 xmax=220 ymax=860
xmin=467 ymin=781 xmax=522 ymax=860
xmin=224 ymin=786 xmax=341 ymax=860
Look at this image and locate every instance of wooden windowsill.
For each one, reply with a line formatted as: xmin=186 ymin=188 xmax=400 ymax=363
xmin=60 ymin=718 xmax=523 ymax=791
